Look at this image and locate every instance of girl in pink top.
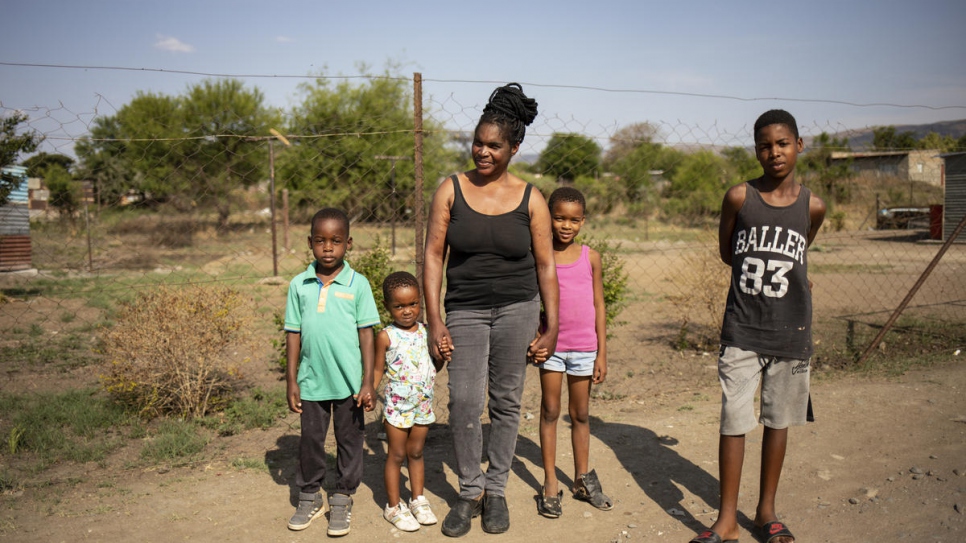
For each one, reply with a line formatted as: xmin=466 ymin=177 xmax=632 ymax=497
xmin=534 ymin=187 xmax=612 ymax=518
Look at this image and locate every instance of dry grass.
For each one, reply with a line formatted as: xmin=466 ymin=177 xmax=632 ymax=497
xmin=101 ymin=285 xmax=256 ymax=419
xmin=666 ymin=237 xmax=730 ymax=350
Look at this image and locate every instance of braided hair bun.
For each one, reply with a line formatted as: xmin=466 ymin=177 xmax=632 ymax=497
xmin=478 ymin=83 xmax=538 ymax=146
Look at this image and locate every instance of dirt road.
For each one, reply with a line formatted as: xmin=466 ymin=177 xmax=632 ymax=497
xmin=2 ymin=356 xmax=964 ymax=543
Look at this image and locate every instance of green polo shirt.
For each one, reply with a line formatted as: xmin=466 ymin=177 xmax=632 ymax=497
xmin=284 ymin=261 xmax=380 ymax=401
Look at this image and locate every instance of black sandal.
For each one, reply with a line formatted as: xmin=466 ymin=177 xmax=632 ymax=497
xmin=536 ymin=487 xmax=562 ymax=518
xmin=757 ymin=520 xmax=795 ymax=543
xmin=572 ymin=469 xmax=614 ymax=510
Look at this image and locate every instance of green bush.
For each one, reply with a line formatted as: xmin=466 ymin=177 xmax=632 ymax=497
xmin=102 ymin=285 xmax=253 ymax=419
xmin=270 ymin=310 xmax=287 ymax=373
xmin=583 ymin=236 xmax=630 ymax=329
xmin=574 ymin=174 xmax=624 ymax=215
xmin=349 ymin=239 xmax=396 ymax=327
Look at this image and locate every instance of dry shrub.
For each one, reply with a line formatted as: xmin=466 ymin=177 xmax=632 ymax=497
xmin=101 ymin=285 xmax=253 ymax=419
xmin=668 ymin=240 xmax=730 ymax=350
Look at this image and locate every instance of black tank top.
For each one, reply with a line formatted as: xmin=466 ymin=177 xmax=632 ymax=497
xmin=444 ymin=175 xmax=538 ymax=310
xmin=720 ymin=182 xmax=813 ymax=359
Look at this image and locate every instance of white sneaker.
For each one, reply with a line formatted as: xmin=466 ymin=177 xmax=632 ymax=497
xmin=409 ymin=495 xmax=438 ymax=525
xmin=384 ymin=502 xmax=420 ymax=532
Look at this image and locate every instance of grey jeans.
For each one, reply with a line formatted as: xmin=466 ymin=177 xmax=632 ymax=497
xmin=445 ymin=297 xmax=540 ymax=499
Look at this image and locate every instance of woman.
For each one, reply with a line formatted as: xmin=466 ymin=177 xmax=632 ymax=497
xmin=423 ymin=83 xmax=559 ymax=538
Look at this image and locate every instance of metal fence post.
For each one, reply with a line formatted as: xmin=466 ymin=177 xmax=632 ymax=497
xmin=413 ymin=72 xmax=424 ymax=285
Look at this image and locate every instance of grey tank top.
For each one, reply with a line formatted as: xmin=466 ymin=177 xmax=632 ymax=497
xmin=720 ymin=182 xmax=813 ymax=359
xmin=444 ymin=175 xmax=538 ymax=310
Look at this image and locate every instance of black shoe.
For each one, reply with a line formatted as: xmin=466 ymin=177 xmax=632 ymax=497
xmin=441 ymin=496 xmax=482 ymax=537
xmin=481 ymin=494 xmax=509 ymax=534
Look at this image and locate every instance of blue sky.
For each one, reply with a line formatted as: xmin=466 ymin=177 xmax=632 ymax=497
xmin=2 ymin=0 xmax=965 ymax=156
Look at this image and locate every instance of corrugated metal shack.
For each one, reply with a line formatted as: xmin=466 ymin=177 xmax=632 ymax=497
xmin=941 ymin=152 xmax=966 ymax=242
xmin=0 ymin=165 xmax=32 ymax=271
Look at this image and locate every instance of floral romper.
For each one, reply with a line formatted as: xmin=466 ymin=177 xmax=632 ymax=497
xmin=382 ymin=322 xmax=436 ymax=428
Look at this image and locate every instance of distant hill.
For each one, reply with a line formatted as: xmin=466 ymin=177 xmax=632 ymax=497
xmin=819 ymin=119 xmax=966 ymax=150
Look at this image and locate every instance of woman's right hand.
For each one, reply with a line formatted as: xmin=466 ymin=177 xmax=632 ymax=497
xmin=428 ymin=320 xmax=454 ymax=364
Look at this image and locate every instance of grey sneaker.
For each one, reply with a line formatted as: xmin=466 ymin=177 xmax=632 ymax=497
xmin=288 ymin=492 xmax=325 ymax=531
xmin=327 ymin=493 xmax=353 ymax=536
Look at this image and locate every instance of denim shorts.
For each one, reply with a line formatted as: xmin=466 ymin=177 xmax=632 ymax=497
xmin=537 ymin=350 xmax=597 ymax=377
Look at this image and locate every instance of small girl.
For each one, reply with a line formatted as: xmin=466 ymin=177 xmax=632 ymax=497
xmin=372 ymin=271 xmax=447 ymax=531
xmin=535 ymin=187 xmax=613 ymax=518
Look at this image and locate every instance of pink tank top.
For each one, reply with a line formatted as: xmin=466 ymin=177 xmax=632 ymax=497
xmin=555 ymin=245 xmax=598 ymax=352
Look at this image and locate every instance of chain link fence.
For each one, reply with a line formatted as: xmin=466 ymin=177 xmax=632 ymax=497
xmin=1 ymin=72 xmax=963 ymax=383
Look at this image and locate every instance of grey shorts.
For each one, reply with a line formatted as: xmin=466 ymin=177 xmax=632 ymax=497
xmin=718 ymin=345 xmax=811 ymax=435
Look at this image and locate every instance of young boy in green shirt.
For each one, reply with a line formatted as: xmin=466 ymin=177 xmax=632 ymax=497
xmin=284 ymin=208 xmax=380 ymax=536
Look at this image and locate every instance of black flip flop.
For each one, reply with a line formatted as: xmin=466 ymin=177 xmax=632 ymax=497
xmin=689 ymin=529 xmax=738 ymax=543
xmin=757 ymin=521 xmax=795 ymax=543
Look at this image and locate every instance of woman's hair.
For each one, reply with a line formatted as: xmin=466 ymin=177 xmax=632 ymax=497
xmin=754 ymin=109 xmax=799 ymax=140
xmin=548 ymin=186 xmax=586 ymax=214
xmin=477 ymin=83 xmax=538 ymax=146
xmin=382 ymin=271 xmax=419 ymax=303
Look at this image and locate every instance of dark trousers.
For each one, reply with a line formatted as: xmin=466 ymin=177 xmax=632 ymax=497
xmin=295 ymin=397 xmax=365 ymax=495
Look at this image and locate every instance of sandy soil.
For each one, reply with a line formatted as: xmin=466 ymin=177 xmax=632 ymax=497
xmin=1 ymin=354 xmax=963 ymax=543
xmin=1 ymin=229 xmax=963 ymax=542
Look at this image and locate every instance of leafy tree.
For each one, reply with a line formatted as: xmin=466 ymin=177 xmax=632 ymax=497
xmin=0 ymin=112 xmax=41 ymax=168
xmin=0 ymin=112 xmax=43 ymax=206
xmin=279 ymin=68 xmax=456 ymax=221
xmin=603 ymin=122 xmax=662 ymax=165
xmin=608 ymin=140 xmax=669 ymax=206
xmin=799 ymin=132 xmax=852 ymax=203
xmin=44 ymin=164 xmax=81 ymax=219
xmin=75 ymin=80 xmax=277 ymax=225
xmin=720 ymin=146 xmax=761 ymax=183
xmin=573 ymin=174 xmax=621 ymax=215
xmin=22 ymin=152 xmax=75 ymax=177
xmin=114 ymin=91 xmax=186 ymax=204
xmin=602 ymin=123 xmax=681 ymax=216
xmin=449 ymin=130 xmax=475 ymax=167
xmin=75 ymin=115 xmax=121 ymax=205
xmin=537 ymin=132 xmax=602 ymax=182
xmin=872 ymin=126 xmax=917 ymax=151
xmin=75 ymin=92 xmax=184 ymax=206
xmin=179 ymin=79 xmax=278 ymax=226
xmin=916 ymin=131 xmax=956 ymax=152
xmin=663 ymin=150 xmax=730 ymax=223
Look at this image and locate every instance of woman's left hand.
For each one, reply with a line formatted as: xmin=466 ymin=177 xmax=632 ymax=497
xmin=527 ymin=331 xmax=550 ymax=363
xmin=528 ymin=325 xmax=557 ymax=363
